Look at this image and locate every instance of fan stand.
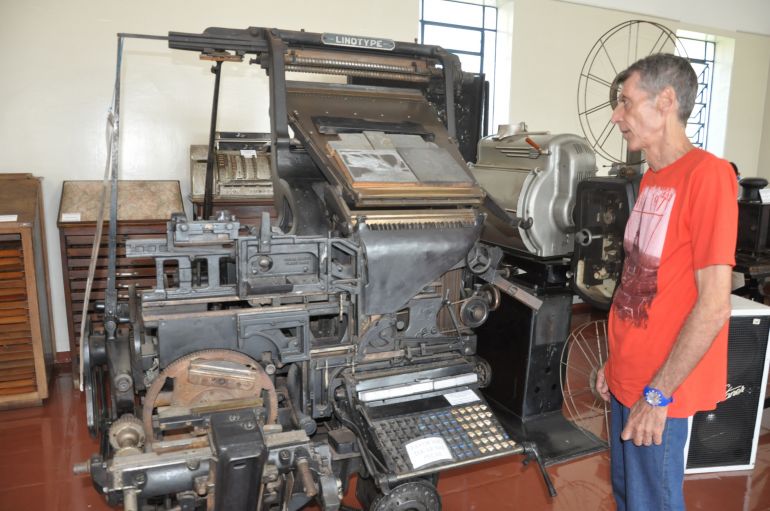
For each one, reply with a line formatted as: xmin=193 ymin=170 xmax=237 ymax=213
xmin=561 ymin=320 xmax=610 ymax=448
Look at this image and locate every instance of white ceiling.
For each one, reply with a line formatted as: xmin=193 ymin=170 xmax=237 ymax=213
xmin=555 ymin=0 xmax=770 ymax=36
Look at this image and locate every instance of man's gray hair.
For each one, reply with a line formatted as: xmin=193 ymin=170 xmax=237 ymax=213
xmin=617 ymin=53 xmax=697 ymax=125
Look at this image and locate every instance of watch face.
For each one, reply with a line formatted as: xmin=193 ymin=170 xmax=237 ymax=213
xmin=645 ymin=389 xmax=661 ymax=405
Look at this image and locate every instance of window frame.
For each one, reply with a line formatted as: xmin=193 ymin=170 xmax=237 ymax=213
xmin=677 ymin=36 xmax=716 ymax=149
xmin=419 ymin=0 xmax=497 ymax=76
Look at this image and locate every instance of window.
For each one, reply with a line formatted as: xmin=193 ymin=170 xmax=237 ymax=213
xmin=677 ymin=35 xmax=716 ymax=149
xmin=419 ymin=0 xmax=498 ymax=129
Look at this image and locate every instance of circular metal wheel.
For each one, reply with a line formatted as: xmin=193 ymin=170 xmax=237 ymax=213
xmin=478 ymin=284 xmax=501 ymax=312
xmin=560 ymin=320 xmax=610 ymax=445
xmin=577 ymin=20 xmax=687 ymax=165
xmin=82 ymin=318 xmax=110 ymax=438
xmin=142 ymin=349 xmax=279 ymax=443
xmin=460 ymin=297 xmax=490 ymax=328
xmin=465 ymin=245 xmax=492 ymax=275
xmin=370 ymin=481 xmax=441 ymax=511
xmin=82 ymin=338 xmax=99 ymax=437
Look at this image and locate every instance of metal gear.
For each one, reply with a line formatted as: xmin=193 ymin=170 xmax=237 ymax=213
xmin=370 ymin=481 xmax=441 ymax=511
xmin=473 ymin=357 xmax=493 ymax=388
xmin=108 ymin=413 xmax=146 ymax=452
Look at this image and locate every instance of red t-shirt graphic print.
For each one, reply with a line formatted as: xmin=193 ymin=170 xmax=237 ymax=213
xmin=613 ymin=186 xmax=676 ymax=326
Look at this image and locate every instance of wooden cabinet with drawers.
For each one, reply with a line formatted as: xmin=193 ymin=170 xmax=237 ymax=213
xmin=57 ymin=180 xmax=183 ymax=380
xmin=0 ymin=174 xmax=55 ymax=409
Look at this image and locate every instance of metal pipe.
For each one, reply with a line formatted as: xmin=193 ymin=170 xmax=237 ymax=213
xmin=117 ymin=33 xmax=169 ymax=41
xmin=123 ymin=488 xmax=138 ymax=511
xmin=296 ymin=458 xmax=317 ymax=498
xmin=72 ymin=460 xmax=91 ymax=475
xmin=384 ymin=446 xmax=523 ymax=485
xmin=203 ymin=60 xmax=223 ymax=220
xmin=104 ymin=34 xmax=123 ymax=345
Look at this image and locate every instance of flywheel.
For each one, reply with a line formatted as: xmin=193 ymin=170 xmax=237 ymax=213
xmin=142 ymin=349 xmax=278 ymax=443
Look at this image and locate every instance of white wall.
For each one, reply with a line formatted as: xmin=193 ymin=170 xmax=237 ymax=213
xmin=505 ymin=0 xmax=628 ymax=171
xmin=0 ymin=0 xmax=420 ymax=353
xmin=503 ymin=0 xmax=770 ymax=175
xmin=722 ymin=32 xmax=770 ymax=177
xmin=555 ymin=0 xmax=770 ymax=37
xmin=761 ymin=57 xmax=770 ymax=174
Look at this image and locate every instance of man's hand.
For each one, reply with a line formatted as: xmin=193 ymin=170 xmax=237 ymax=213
xmin=595 ymin=363 xmax=610 ymax=402
xmin=621 ymin=399 xmax=668 ymax=446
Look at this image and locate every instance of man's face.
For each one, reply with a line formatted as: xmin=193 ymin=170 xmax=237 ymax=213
xmin=610 ymin=71 xmax=664 ymax=152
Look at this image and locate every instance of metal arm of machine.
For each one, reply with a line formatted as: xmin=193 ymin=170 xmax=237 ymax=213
xmin=166 ymin=27 xmax=462 ymax=105
xmin=466 ymin=244 xmax=544 ymax=310
xmin=483 ymin=270 xmax=544 ymax=311
xmin=482 ymin=194 xmax=533 ymax=230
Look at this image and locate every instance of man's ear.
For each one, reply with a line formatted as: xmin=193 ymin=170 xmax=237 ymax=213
xmin=656 ymin=86 xmax=677 ymax=116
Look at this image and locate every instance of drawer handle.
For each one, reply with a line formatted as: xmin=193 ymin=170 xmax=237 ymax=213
xmin=117 ymin=272 xmax=139 ymax=277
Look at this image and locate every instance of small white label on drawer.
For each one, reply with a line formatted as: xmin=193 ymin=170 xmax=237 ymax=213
xmin=0 ymin=214 xmax=18 ymax=222
xmin=61 ymin=212 xmax=81 ymax=222
xmin=753 ymin=318 xmax=761 ymax=325
xmin=405 ymin=436 xmax=453 ymax=469
xmin=760 ymin=188 xmax=770 ymax=204
xmin=445 ymin=389 xmax=480 ymax=406
xmin=240 ymin=149 xmax=257 ymax=158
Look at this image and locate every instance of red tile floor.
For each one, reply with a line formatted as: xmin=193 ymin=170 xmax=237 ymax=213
xmin=0 ymin=370 xmax=768 ymax=511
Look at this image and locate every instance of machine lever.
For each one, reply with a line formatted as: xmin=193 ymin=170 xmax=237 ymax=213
xmin=521 ymin=441 xmax=557 ymax=497
xmin=486 ymin=272 xmax=543 ymax=311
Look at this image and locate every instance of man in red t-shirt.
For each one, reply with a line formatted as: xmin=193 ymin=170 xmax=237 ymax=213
xmin=595 ymin=54 xmax=737 ymax=511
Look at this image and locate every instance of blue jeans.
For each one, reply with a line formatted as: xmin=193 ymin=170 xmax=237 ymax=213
xmin=610 ymin=395 xmax=689 ymax=511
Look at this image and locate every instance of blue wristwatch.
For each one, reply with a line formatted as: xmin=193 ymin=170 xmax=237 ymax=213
xmin=643 ymin=386 xmax=673 ymax=407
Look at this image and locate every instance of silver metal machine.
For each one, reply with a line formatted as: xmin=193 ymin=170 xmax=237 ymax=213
xmin=471 ymin=123 xmax=597 ymax=258
xmin=470 ymin=123 xmax=631 ymax=463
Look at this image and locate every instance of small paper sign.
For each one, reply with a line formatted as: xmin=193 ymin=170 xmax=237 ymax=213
xmin=0 ymin=214 xmax=18 ymax=222
xmin=405 ymin=436 xmax=453 ymax=469
xmin=760 ymin=188 xmax=770 ymax=204
xmin=240 ymin=149 xmax=257 ymax=158
xmin=61 ymin=212 xmax=82 ymax=222
xmin=445 ymin=389 xmax=481 ymax=406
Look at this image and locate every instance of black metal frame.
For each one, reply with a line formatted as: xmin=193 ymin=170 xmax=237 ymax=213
xmin=169 ymin=27 xmax=465 ymax=227
xmin=419 ymin=0 xmax=496 ymax=139
xmin=418 ymin=0 xmax=497 ymax=76
xmin=77 ymin=28 xmax=563 ymax=509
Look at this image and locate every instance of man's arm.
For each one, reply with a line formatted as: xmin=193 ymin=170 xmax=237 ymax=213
xmin=620 ymin=264 xmax=733 ymax=446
